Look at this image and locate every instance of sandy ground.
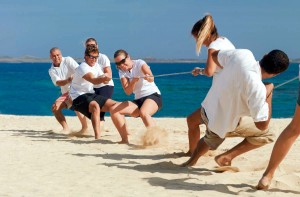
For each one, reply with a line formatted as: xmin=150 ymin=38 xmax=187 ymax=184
xmin=0 ymin=115 xmax=299 ymax=196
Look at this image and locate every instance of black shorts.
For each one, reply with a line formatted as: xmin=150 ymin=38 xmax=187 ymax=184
xmin=72 ymin=93 xmax=108 ymax=119
xmin=94 ymin=85 xmax=114 ymax=99
xmin=132 ymin=92 xmax=162 ymax=110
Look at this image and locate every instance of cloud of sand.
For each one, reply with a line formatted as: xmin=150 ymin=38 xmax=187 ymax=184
xmin=140 ymin=126 xmax=168 ymax=147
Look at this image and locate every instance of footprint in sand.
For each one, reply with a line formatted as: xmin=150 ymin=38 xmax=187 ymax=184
xmin=213 ymin=166 xmax=240 ymax=173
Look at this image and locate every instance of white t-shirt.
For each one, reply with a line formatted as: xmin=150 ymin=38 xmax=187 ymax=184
xmin=94 ymin=53 xmax=114 ymax=88
xmin=70 ymin=62 xmax=104 ymax=100
xmin=118 ymin=59 xmax=161 ymax=99
xmin=48 ymin=57 xmax=79 ymax=94
xmin=208 ymin=37 xmax=235 ymax=73
xmin=202 ymin=49 xmax=268 ymax=138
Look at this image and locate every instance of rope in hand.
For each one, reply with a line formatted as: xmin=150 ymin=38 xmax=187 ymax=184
xmin=110 ymin=67 xmax=299 ymax=92
xmin=111 ymin=71 xmax=193 ymax=80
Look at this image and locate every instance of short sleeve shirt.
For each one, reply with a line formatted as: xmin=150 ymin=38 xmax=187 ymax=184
xmin=202 ymin=49 xmax=268 ymax=138
xmin=70 ymin=62 xmax=104 ymax=100
xmin=94 ymin=53 xmax=114 ymax=88
xmin=118 ymin=59 xmax=161 ymax=99
xmin=48 ymin=57 xmax=79 ymax=94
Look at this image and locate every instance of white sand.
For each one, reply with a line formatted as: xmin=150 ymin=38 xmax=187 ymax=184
xmin=0 ymin=115 xmax=299 ymax=196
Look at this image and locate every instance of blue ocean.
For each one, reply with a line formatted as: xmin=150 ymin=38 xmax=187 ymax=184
xmin=0 ymin=62 xmax=298 ymax=118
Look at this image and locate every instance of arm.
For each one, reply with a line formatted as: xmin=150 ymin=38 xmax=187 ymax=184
xmin=204 ymin=49 xmax=222 ymax=76
xmin=82 ymin=72 xmax=111 ymax=85
xmin=254 ymin=83 xmax=274 ymax=130
xmin=55 ymin=76 xmax=72 ymax=86
xmin=103 ymin=66 xmax=112 ymax=78
xmin=192 ymin=50 xmax=222 ymax=76
xmin=141 ymin=63 xmax=154 ymax=82
xmin=120 ymin=77 xmax=139 ymax=95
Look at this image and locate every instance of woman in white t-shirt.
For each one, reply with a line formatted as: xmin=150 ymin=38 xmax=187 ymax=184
xmin=185 ymin=15 xmax=236 ymax=156
xmin=191 ymin=14 xmax=235 ymax=76
xmin=85 ymin=38 xmax=114 ymax=130
xmin=70 ymin=46 xmax=116 ymax=139
xmin=110 ymin=49 xmax=162 ymax=144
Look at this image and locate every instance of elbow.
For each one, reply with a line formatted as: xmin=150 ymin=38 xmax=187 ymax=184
xmin=206 ymin=72 xmax=214 ymax=77
xmin=205 ymin=69 xmax=214 ymax=77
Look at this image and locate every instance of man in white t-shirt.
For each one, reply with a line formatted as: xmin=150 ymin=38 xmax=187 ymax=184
xmin=49 ymin=47 xmax=87 ymax=133
xmin=182 ymin=49 xmax=289 ymax=167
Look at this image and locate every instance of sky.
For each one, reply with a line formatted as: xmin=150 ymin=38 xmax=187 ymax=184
xmin=1 ymin=0 xmax=300 ymax=60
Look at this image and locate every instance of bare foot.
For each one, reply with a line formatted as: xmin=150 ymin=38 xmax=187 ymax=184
xmin=173 ymin=151 xmax=192 ymax=157
xmin=68 ymin=129 xmax=90 ymax=137
xmin=118 ymin=140 xmax=129 ymax=144
xmin=215 ymin=154 xmax=232 ymax=166
xmin=180 ymin=158 xmax=197 ymax=167
xmin=60 ymin=129 xmax=70 ymax=134
xmin=256 ymin=176 xmax=272 ymax=190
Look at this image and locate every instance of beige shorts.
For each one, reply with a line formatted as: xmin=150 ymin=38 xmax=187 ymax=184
xmin=55 ymin=92 xmax=72 ymax=109
xmin=201 ymin=108 xmax=275 ymax=150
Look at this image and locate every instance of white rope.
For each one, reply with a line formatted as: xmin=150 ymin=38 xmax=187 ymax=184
xmin=111 ymin=69 xmax=299 ymax=90
xmin=111 ymin=71 xmax=192 ymax=80
xmin=274 ymin=76 xmax=299 ymax=89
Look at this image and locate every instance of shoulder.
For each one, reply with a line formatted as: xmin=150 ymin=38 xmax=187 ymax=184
xmin=209 ymin=37 xmax=235 ymax=50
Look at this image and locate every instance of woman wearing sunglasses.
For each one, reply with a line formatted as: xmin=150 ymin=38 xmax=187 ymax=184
xmin=110 ymin=49 xmax=162 ymax=144
xmin=69 ymin=46 xmax=116 ymax=139
xmin=85 ymin=38 xmax=114 ymax=131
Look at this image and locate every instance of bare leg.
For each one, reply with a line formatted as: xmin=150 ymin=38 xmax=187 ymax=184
xmin=139 ymin=99 xmax=158 ymax=127
xmin=109 ymin=101 xmax=139 ymax=143
xmin=89 ymin=101 xmax=101 ymax=139
xmin=215 ymin=139 xmax=262 ymax=166
xmin=181 ymin=138 xmax=210 ymax=167
xmin=257 ymin=104 xmax=300 ymax=190
xmin=75 ymin=111 xmax=88 ymax=132
xmin=52 ymin=101 xmax=69 ymax=132
xmin=186 ymin=108 xmax=202 ymax=156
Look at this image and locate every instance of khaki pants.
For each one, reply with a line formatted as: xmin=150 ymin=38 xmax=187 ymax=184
xmin=201 ymin=108 xmax=275 ymax=150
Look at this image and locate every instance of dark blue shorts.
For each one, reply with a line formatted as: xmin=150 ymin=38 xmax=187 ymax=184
xmin=132 ymin=92 xmax=162 ymax=110
xmin=72 ymin=93 xmax=108 ymax=119
xmin=94 ymin=85 xmax=114 ymax=121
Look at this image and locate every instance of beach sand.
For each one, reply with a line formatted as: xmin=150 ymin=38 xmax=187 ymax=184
xmin=0 ymin=115 xmax=299 ymax=196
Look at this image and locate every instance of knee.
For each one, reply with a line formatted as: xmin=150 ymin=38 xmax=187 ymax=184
xmin=139 ymin=110 xmax=149 ymax=119
xmin=186 ymin=115 xmax=195 ymax=127
xmin=286 ymin=123 xmax=300 ymax=138
xmin=52 ymin=103 xmax=59 ymax=113
xmin=89 ymin=102 xmax=100 ymax=114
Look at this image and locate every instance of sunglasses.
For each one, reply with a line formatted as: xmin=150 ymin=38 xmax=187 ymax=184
xmin=86 ymin=44 xmax=97 ymax=48
xmin=87 ymin=55 xmax=99 ymax=60
xmin=115 ymin=56 xmax=127 ymax=66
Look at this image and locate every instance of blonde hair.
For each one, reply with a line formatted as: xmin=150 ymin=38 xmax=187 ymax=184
xmin=192 ymin=15 xmax=217 ymax=56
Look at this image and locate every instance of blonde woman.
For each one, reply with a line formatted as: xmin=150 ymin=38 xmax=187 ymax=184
xmin=186 ymin=15 xmax=236 ymax=156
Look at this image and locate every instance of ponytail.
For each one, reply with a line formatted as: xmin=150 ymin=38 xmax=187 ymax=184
xmin=195 ymin=15 xmax=215 ymax=55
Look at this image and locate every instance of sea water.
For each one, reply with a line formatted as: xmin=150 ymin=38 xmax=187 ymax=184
xmin=0 ymin=62 xmax=298 ymax=118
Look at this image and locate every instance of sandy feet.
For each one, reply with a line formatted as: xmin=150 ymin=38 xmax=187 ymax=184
xmin=256 ymin=176 xmax=272 ymax=190
xmin=68 ymin=129 xmax=92 ymax=138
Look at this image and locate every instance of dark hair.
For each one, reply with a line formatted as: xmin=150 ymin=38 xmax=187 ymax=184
xmin=259 ymin=50 xmax=289 ymax=74
xmin=114 ymin=49 xmax=128 ymax=58
xmin=85 ymin=45 xmax=99 ymax=56
xmin=85 ymin=37 xmax=98 ymax=46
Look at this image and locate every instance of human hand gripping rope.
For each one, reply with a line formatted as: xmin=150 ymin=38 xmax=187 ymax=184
xmin=111 ymin=67 xmax=205 ymax=80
